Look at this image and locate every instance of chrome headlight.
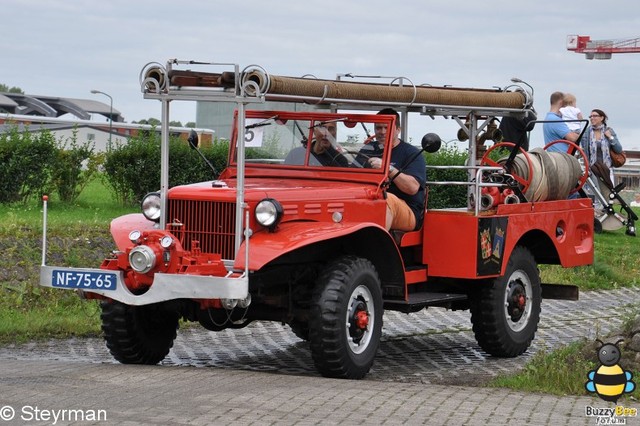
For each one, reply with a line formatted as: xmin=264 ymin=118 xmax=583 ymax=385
xmin=141 ymin=192 xmax=161 ymax=222
xmin=255 ymin=198 xmax=283 ymax=230
xmin=129 ymin=246 xmax=157 ymax=273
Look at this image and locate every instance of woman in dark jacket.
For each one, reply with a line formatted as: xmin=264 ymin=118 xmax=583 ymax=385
xmin=580 ymin=108 xmax=623 ymax=199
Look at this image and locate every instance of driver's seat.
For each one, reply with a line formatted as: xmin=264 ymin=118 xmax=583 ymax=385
xmin=390 ymin=186 xmax=427 ymax=252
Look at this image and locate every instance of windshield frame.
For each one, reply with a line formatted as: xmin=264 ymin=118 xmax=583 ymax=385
xmin=225 ymin=110 xmax=397 ymax=182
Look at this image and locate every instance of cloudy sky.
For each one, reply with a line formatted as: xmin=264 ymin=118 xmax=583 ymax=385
xmin=3 ymin=0 xmax=640 ymax=149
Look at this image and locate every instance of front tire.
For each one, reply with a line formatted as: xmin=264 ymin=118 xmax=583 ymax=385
xmin=100 ymin=301 xmax=179 ymax=364
xmin=470 ymin=246 xmax=541 ymax=357
xmin=309 ymin=255 xmax=383 ymax=379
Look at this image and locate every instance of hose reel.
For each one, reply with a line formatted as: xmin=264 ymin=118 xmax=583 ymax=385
xmin=479 ymin=141 xmax=588 ymax=209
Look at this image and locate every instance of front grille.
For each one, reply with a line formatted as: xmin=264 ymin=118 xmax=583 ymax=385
xmin=167 ymin=199 xmax=237 ymax=259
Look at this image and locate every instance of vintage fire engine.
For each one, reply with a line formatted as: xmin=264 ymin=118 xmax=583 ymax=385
xmin=39 ymin=59 xmax=594 ymax=379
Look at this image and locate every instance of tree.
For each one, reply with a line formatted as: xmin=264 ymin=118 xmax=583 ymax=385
xmin=133 ymin=118 xmax=187 ymax=128
xmin=133 ymin=118 xmax=161 ymax=126
xmin=0 ymin=84 xmax=24 ymax=94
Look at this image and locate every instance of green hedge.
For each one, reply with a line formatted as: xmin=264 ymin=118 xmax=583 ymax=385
xmin=0 ymin=126 xmax=95 ymax=204
xmin=54 ymin=130 xmax=99 ymax=203
xmin=425 ymin=146 xmax=469 ymax=209
xmin=0 ymin=125 xmax=235 ymax=207
xmin=102 ymin=132 xmax=229 ymax=205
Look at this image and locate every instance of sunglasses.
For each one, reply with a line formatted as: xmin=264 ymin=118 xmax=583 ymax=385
xmin=589 ymin=114 xmax=602 ymax=118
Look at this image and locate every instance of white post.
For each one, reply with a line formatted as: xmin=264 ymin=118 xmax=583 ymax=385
xmin=41 ymin=195 xmax=48 ymax=266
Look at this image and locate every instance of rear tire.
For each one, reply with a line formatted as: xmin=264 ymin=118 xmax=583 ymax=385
xmin=101 ymin=301 xmax=179 ymax=364
xmin=309 ymin=255 xmax=383 ymax=379
xmin=470 ymin=246 xmax=541 ymax=357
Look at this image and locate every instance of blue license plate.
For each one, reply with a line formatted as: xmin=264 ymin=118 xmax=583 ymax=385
xmin=51 ymin=270 xmax=117 ymax=291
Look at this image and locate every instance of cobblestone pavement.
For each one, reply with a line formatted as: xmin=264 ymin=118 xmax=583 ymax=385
xmin=0 ymin=288 xmax=638 ymax=425
xmin=0 ymin=358 xmax=623 ymax=426
xmin=1 ymin=287 xmax=639 ymax=386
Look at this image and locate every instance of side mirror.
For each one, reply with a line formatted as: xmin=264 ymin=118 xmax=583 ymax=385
xmin=188 ymin=129 xmax=199 ymax=149
xmin=421 ymin=133 xmax=442 ymax=153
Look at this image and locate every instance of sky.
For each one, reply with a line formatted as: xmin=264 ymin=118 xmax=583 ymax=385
xmin=3 ymin=0 xmax=640 ymax=150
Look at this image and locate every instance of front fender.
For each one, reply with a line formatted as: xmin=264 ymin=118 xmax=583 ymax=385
xmin=234 ymin=221 xmax=389 ymax=272
xmin=110 ymin=213 xmax=157 ymax=251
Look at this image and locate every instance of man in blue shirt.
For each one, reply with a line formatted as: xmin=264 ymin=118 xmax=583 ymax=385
xmin=543 ymin=91 xmax=580 ymax=152
xmin=365 ymin=108 xmax=426 ymax=231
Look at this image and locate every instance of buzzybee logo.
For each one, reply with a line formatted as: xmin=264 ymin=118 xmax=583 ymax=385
xmin=585 ymin=339 xmax=635 ymax=403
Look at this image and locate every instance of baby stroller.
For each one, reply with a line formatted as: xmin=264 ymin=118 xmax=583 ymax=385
xmin=584 ymin=161 xmax=637 ymax=236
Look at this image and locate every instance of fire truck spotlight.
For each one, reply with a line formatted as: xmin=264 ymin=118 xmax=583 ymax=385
xmin=255 ymin=198 xmax=283 ymax=230
xmin=129 ymin=246 xmax=157 ymax=273
xmin=141 ymin=192 xmax=161 ymax=222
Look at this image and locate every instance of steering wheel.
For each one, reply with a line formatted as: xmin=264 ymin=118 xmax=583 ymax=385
xmin=480 ymin=142 xmax=534 ymax=196
xmin=543 ymin=140 xmax=589 ymax=193
xmin=325 ymin=149 xmax=351 ymax=167
xmin=341 ymin=148 xmax=380 ymax=168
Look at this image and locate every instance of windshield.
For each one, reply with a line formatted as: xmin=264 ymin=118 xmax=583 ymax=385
xmin=232 ymin=111 xmax=393 ymax=170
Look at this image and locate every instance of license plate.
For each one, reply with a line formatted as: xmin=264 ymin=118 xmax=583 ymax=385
xmin=51 ymin=270 xmax=117 ymax=291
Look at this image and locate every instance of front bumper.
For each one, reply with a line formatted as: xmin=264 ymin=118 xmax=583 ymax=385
xmin=40 ymin=265 xmax=249 ymax=306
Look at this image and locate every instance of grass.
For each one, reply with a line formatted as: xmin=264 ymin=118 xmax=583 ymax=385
xmin=0 ymin=290 xmax=102 ymax=344
xmin=489 ymin=341 xmax=597 ymax=395
xmin=0 ymin=176 xmax=135 ymax=231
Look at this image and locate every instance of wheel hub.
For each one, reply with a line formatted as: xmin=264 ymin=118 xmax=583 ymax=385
xmin=349 ymin=300 xmax=369 ymax=343
xmin=354 ymin=309 xmax=369 ymax=330
xmin=507 ymin=279 xmax=526 ymax=322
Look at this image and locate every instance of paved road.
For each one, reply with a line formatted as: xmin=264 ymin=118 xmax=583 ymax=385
xmin=0 ymin=288 xmax=638 ymax=425
xmin=0 ymin=358 xmax=618 ymax=426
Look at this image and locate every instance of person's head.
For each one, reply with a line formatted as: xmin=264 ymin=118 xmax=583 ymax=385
xmin=312 ymin=122 xmax=337 ymax=153
xmin=563 ymin=93 xmax=577 ymax=107
xmin=589 ymin=109 xmax=608 ymax=127
xmin=550 ymin=91 xmax=564 ymax=110
xmin=375 ymin=108 xmax=401 ymax=146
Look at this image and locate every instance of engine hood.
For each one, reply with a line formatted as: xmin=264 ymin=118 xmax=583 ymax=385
xmin=168 ymin=178 xmax=382 ymax=203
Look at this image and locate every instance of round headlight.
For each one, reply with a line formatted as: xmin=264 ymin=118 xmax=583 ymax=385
xmin=255 ymin=198 xmax=283 ymax=229
xmin=141 ymin=192 xmax=161 ymax=222
xmin=129 ymin=245 xmax=157 ymax=273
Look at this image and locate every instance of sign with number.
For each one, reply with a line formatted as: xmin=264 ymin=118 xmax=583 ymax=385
xmin=244 ymin=119 xmax=264 ymax=147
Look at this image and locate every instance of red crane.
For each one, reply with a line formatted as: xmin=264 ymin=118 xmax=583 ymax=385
xmin=567 ymin=35 xmax=640 ymax=59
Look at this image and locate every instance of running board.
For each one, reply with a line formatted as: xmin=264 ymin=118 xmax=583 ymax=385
xmin=384 ymin=292 xmax=467 ymax=313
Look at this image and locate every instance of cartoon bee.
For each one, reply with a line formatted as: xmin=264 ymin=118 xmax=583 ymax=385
xmin=585 ymin=339 xmax=636 ymax=402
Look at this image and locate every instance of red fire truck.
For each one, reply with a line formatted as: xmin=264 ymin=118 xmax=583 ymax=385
xmin=39 ymin=59 xmax=594 ymax=379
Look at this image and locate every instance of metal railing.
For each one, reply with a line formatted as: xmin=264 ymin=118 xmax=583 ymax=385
xmin=426 ymin=164 xmax=510 ymax=216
